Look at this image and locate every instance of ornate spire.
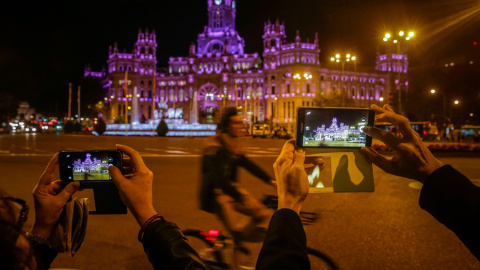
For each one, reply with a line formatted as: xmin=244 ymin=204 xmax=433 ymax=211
xmin=295 ymin=30 xmax=301 ymax=43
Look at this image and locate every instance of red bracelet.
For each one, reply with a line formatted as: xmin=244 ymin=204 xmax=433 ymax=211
xmin=138 ymin=214 xmax=164 ymax=242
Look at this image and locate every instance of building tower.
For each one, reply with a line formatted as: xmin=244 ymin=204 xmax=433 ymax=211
xmin=197 ymin=0 xmax=245 ymax=55
xmin=263 ymin=20 xmax=286 ymax=51
xmin=135 ymin=28 xmax=157 ymax=75
xmin=375 ymin=43 xmax=409 ymax=109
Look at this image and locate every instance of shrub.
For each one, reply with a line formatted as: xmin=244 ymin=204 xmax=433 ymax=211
xmin=73 ymin=122 xmax=82 ymax=132
xmin=94 ymin=119 xmax=107 ymax=135
xmin=63 ymin=120 xmax=75 ymax=133
xmin=156 ymin=119 xmax=169 ymax=137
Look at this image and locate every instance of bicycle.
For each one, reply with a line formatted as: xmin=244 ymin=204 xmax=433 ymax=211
xmin=183 ymin=195 xmax=338 ymax=270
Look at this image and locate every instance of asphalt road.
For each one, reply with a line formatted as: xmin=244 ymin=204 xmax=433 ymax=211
xmin=1 ymin=133 xmax=479 ymax=269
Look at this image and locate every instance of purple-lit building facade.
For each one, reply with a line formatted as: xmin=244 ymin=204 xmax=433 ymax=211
xmin=72 ymin=153 xmax=108 ymax=173
xmin=87 ymin=0 xmax=407 ymax=130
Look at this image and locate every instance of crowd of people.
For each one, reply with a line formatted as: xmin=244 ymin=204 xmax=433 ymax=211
xmin=1 ymin=104 xmax=479 ymax=270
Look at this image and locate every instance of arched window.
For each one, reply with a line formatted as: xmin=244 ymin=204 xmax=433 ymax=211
xmin=119 ymin=66 xmax=124 ymax=71
xmin=140 ymin=80 xmax=144 ymax=86
xmin=170 ymin=90 xmax=175 ymax=100
xmin=307 ymin=84 xmax=311 ymax=93
xmin=141 ymin=48 xmax=145 ymax=54
xmin=148 ymin=81 xmax=152 ymax=86
xmin=179 ymin=90 xmax=184 ymax=100
xmin=148 ymin=48 xmax=153 ymax=55
xmin=237 ymin=88 xmax=243 ymax=98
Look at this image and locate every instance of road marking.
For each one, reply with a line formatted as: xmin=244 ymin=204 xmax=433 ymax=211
xmin=145 ymin=148 xmax=162 ymax=151
xmin=267 ymin=148 xmax=280 ymax=151
xmin=22 ymin=146 xmax=32 ymax=150
xmin=408 ymin=181 xmax=423 ymax=190
xmin=250 ymin=151 xmax=276 ymax=154
xmin=166 ymin=146 xmax=189 ymax=150
xmin=165 ymin=150 xmax=189 ymax=154
xmin=0 ymin=149 xmax=10 ymax=154
xmin=0 ymin=154 xmax=53 ymax=157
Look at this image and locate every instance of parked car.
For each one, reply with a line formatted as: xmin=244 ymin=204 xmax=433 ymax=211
xmin=252 ymin=124 xmax=271 ymax=138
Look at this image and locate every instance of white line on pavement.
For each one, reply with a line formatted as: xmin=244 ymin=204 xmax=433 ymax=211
xmin=0 ymin=150 xmax=10 ymax=154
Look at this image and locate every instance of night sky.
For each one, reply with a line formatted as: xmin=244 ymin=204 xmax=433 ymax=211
xmin=2 ymin=0 xmax=479 ymax=118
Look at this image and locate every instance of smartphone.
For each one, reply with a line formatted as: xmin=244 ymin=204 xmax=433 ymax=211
xmin=59 ymin=150 xmax=123 ymax=188
xmin=296 ymin=107 xmax=374 ymax=148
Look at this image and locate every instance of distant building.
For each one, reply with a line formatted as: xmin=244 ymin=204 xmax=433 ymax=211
xmin=17 ymin=102 xmax=36 ymax=121
xmin=87 ymin=0 xmax=406 ymax=130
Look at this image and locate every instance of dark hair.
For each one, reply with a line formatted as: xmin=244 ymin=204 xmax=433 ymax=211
xmin=218 ymin=107 xmax=239 ymax=133
xmin=0 ymin=189 xmax=33 ymax=270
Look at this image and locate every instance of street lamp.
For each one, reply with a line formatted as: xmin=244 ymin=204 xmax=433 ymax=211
xmin=384 ymin=30 xmax=414 ymax=115
xmin=331 ymin=53 xmax=357 ymax=106
xmin=454 ymin=100 xmax=459 ymax=105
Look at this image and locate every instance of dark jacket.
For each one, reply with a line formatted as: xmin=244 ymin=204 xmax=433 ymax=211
xmin=141 ymin=220 xmax=207 ymax=269
xmin=200 ymin=138 xmax=271 ymax=213
xmin=256 ymin=208 xmax=310 ymax=270
xmin=419 ymin=165 xmax=480 ymax=260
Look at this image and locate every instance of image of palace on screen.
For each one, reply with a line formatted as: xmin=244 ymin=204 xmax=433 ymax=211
xmin=306 ymin=117 xmax=366 ymax=142
xmin=72 ymin=153 xmax=109 ymax=174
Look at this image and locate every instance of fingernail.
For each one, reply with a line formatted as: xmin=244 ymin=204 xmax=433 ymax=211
xmin=295 ymin=148 xmax=304 ymax=153
xmin=363 ymin=126 xmax=370 ymax=133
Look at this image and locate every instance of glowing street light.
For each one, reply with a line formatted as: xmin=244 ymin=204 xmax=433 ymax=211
xmin=383 ymin=30 xmax=415 ymax=115
xmin=430 ymin=89 xmax=436 ymax=94
xmin=379 ymin=97 xmax=384 ymax=102
xmin=454 ymin=100 xmax=459 ymax=105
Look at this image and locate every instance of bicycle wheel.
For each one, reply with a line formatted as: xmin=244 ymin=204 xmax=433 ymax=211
xmin=307 ymin=247 xmax=339 ymax=270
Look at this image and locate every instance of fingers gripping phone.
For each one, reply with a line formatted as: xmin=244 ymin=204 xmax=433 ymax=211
xmin=296 ymin=107 xmax=375 ymax=148
xmin=296 ymin=107 xmax=375 ymax=193
xmin=58 ymin=150 xmax=126 ymax=214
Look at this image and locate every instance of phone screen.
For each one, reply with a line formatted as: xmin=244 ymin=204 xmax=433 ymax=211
xmin=297 ymin=107 xmax=373 ymax=148
xmin=59 ymin=150 xmax=122 ymax=182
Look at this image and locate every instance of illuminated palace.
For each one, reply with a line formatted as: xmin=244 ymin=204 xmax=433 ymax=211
xmin=86 ymin=0 xmax=407 ymax=130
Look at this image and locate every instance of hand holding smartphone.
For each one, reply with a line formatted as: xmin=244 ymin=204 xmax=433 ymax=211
xmin=296 ymin=107 xmax=374 ymax=148
xmin=296 ymin=107 xmax=375 ymax=193
xmin=59 ymin=150 xmax=123 ymax=188
xmin=58 ymin=150 xmax=126 ymax=214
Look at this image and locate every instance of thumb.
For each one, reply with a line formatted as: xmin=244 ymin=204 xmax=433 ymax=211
xmin=57 ymin=181 xmax=80 ymax=203
xmin=109 ymin=166 xmax=126 ymax=187
xmin=293 ymin=149 xmax=306 ymax=167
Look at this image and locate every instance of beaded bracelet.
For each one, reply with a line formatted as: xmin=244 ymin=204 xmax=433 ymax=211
xmin=25 ymin=232 xmax=49 ymax=246
xmin=138 ymin=214 xmax=164 ymax=242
